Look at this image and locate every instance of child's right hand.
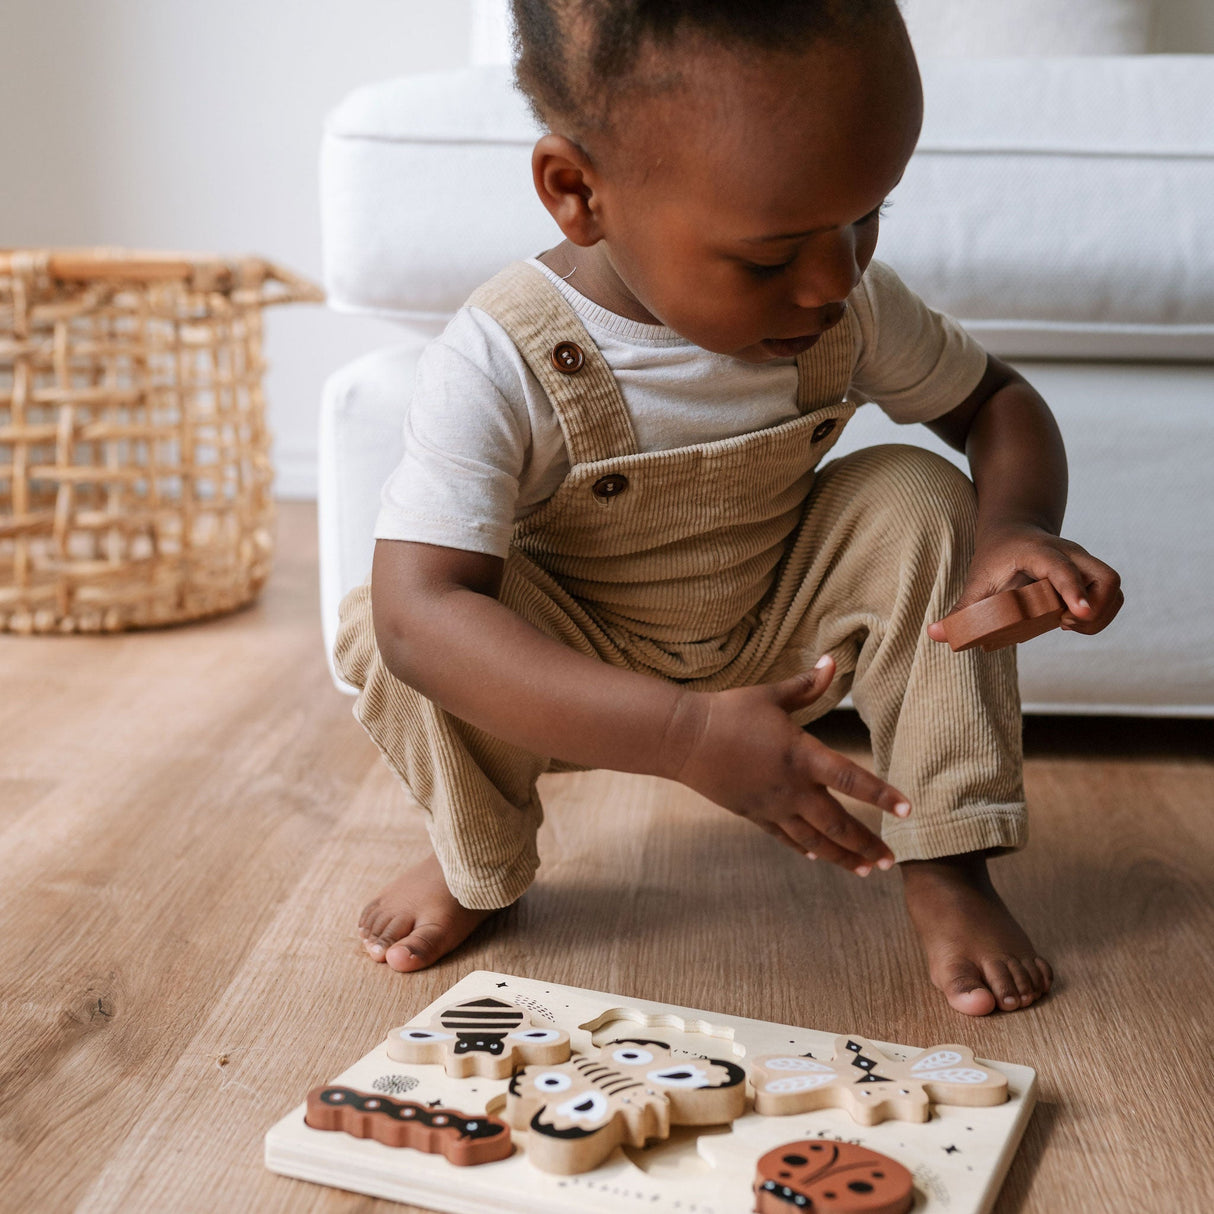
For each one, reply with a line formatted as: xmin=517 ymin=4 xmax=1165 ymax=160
xmin=664 ymin=656 xmax=910 ymax=876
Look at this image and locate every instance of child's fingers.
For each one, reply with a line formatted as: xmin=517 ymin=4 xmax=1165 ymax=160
xmin=776 ymin=808 xmax=894 ymax=875
xmin=801 ymin=735 xmax=911 ymax=819
xmin=785 ymin=780 xmax=896 ymax=869
xmin=768 ymin=655 xmax=835 ymax=714
xmin=1059 ymin=554 xmax=1123 ymax=633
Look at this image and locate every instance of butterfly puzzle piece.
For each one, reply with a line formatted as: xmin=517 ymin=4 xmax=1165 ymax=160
xmin=753 ymin=1139 xmax=915 ymax=1214
xmin=386 ymin=995 xmax=571 ymax=1079
xmin=506 ymin=1037 xmax=747 ymax=1175
xmin=304 ymin=1086 xmax=512 ymax=1166
xmin=752 ymin=1035 xmax=1008 ymax=1125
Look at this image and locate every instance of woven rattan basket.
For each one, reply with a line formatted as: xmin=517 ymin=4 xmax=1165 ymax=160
xmin=0 ymin=249 xmax=322 ymax=633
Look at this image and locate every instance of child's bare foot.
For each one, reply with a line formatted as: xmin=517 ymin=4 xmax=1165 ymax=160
xmin=900 ymin=853 xmax=1053 ymax=1016
xmin=358 ymin=851 xmax=499 ymax=972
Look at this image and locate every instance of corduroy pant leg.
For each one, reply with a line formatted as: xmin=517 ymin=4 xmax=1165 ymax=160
xmin=763 ymin=444 xmax=1027 ymax=861
xmin=333 ymin=559 xmax=606 ymax=911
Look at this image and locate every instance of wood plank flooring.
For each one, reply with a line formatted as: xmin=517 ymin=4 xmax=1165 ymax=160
xmin=2 ymin=501 xmax=1211 ymax=1212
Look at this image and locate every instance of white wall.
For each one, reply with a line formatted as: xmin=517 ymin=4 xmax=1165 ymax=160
xmin=0 ymin=0 xmax=473 ymax=498
xmin=1 ymin=0 xmax=1210 ymax=500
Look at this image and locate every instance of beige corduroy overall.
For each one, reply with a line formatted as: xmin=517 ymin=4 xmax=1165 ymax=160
xmin=335 ymin=262 xmax=1026 ymax=910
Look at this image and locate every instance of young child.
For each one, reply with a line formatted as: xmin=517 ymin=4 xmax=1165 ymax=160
xmin=336 ymin=0 xmax=1122 ymax=1017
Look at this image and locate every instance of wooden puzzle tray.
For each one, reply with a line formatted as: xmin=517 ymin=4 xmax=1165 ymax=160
xmin=264 ymin=970 xmax=1036 ymax=1213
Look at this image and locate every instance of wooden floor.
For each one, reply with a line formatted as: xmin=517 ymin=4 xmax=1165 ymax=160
xmin=2 ymin=501 xmax=1212 ymax=1213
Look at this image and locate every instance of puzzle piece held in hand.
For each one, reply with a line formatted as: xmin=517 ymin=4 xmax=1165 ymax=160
xmin=386 ymin=996 xmax=571 ymax=1079
xmin=507 ymin=1037 xmax=747 ymax=1174
xmin=751 ymin=1035 xmax=1008 ymax=1125
xmin=939 ymin=579 xmax=1066 ymax=652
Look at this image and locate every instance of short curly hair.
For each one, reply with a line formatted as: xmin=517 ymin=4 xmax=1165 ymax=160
xmin=510 ymin=0 xmax=904 ymax=145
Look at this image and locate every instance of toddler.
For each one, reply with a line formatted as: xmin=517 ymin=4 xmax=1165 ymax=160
xmin=335 ymin=0 xmax=1122 ymax=1016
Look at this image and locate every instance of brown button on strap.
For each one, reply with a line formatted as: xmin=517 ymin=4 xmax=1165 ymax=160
xmin=811 ymin=418 xmax=837 ymax=443
xmin=550 ymin=341 xmax=586 ymax=374
xmin=591 ymin=474 xmax=629 ymax=500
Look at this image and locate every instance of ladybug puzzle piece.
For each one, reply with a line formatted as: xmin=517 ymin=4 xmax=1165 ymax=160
xmin=751 ymin=1036 xmax=1008 ymax=1125
xmin=506 ymin=1037 xmax=747 ymax=1175
xmin=753 ymin=1140 xmax=915 ymax=1214
xmin=304 ymin=1086 xmax=512 ymax=1166
xmin=938 ymin=579 xmax=1066 ymax=652
xmin=386 ymin=996 xmax=571 ymax=1079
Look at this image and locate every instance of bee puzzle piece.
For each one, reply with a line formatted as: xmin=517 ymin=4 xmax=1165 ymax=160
xmin=304 ymin=1086 xmax=512 ymax=1166
xmin=939 ymin=579 xmax=1065 ymax=652
xmin=753 ymin=1140 xmax=914 ymax=1214
xmin=751 ymin=1036 xmax=1008 ymax=1125
xmin=506 ymin=1037 xmax=747 ymax=1175
xmin=386 ymin=995 xmax=570 ymax=1079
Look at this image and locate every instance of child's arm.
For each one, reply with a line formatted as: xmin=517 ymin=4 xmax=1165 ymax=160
xmin=372 ymin=538 xmax=912 ymax=876
xmin=924 ymin=354 xmax=1123 ymax=641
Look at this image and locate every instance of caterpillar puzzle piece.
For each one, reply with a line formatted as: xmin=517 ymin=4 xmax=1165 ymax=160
xmin=506 ymin=1037 xmax=747 ymax=1175
xmin=386 ymin=995 xmax=571 ymax=1079
xmin=939 ymin=579 xmax=1066 ymax=652
xmin=304 ymin=1086 xmax=512 ymax=1166
xmin=751 ymin=1036 xmax=1008 ymax=1125
xmin=753 ymin=1139 xmax=915 ymax=1214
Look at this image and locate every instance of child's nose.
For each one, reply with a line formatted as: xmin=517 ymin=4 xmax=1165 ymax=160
xmin=789 ymin=229 xmax=862 ymax=312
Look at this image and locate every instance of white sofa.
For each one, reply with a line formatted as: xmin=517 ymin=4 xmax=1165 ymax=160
xmin=317 ymin=53 xmax=1214 ymax=716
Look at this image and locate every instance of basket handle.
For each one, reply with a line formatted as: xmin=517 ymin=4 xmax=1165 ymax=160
xmin=250 ymin=259 xmax=326 ymax=307
xmin=0 ymin=249 xmax=324 ymax=305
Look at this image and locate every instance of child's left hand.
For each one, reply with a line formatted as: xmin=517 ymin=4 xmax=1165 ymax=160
xmin=926 ymin=522 xmax=1123 ymax=643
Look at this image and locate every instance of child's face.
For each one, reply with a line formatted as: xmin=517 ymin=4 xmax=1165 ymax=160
xmin=574 ymin=26 xmax=922 ymax=362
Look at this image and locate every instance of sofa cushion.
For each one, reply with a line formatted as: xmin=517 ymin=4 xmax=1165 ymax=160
xmin=321 ymin=57 xmax=1214 ymax=359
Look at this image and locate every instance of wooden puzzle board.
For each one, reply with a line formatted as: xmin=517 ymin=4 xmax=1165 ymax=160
xmin=264 ymin=970 xmax=1036 ymax=1214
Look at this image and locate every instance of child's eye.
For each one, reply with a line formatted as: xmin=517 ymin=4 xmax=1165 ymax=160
xmin=860 ymin=200 xmax=893 ymax=224
xmin=744 ymin=258 xmax=794 ymax=278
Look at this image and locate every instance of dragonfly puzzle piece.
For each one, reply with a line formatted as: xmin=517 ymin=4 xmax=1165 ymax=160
xmin=506 ymin=1037 xmax=747 ymax=1174
xmin=751 ymin=1036 xmax=1008 ymax=1125
xmin=304 ymin=1086 xmax=513 ymax=1166
xmin=939 ymin=579 xmax=1066 ymax=652
xmin=753 ymin=1139 xmax=915 ymax=1214
xmin=386 ymin=995 xmax=571 ymax=1079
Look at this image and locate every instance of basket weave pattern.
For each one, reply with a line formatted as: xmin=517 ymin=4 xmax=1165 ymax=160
xmin=0 ymin=250 xmax=320 ymax=633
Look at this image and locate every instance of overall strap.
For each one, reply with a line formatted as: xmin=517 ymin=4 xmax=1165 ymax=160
xmin=465 ymin=261 xmax=639 ymax=465
xmin=795 ymin=307 xmax=861 ymax=412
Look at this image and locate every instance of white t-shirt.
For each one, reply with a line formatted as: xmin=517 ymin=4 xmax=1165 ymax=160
xmin=374 ymin=258 xmax=987 ymax=559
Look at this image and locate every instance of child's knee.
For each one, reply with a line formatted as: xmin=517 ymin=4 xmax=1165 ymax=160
xmin=834 ymin=443 xmax=977 ymax=548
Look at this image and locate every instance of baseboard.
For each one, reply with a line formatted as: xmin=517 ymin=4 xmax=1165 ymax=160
xmin=273 ymin=454 xmax=319 ymax=500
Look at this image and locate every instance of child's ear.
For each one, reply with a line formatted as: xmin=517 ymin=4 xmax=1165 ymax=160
xmin=531 ymin=134 xmax=605 ymax=247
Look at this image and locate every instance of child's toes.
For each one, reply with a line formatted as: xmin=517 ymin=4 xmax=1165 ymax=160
xmin=982 ymin=960 xmax=1029 ymax=1011
xmin=936 ymin=961 xmax=998 ymax=1017
xmin=384 ymin=921 xmax=454 ymax=972
xmin=1034 ymin=956 xmax=1054 ymax=992
xmin=1005 ymin=957 xmax=1041 ymax=1006
xmin=362 ymin=912 xmax=414 ymax=962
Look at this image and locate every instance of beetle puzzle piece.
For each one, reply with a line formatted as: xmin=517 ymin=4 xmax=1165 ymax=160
xmin=386 ymin=995 xmax=571 ymax=1078
xmin=506 ymin=1037 xmax=747 ymax=1175
xmin=304 ymin=1086 xmax=513 ymax=1166
xmin=752 ymin=1036 xmax=1008 ymax=1125
xmin=753 ymin=1139 xmax=915 ymax=1214
xmin=939 ymin=579 xmax=1065 ymax=652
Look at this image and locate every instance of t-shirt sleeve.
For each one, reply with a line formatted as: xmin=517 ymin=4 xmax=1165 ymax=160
xmin=373 ymin=312 xmax=531 ymax=560
xmin=849 ymin=259 xmax=989 ymax=424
